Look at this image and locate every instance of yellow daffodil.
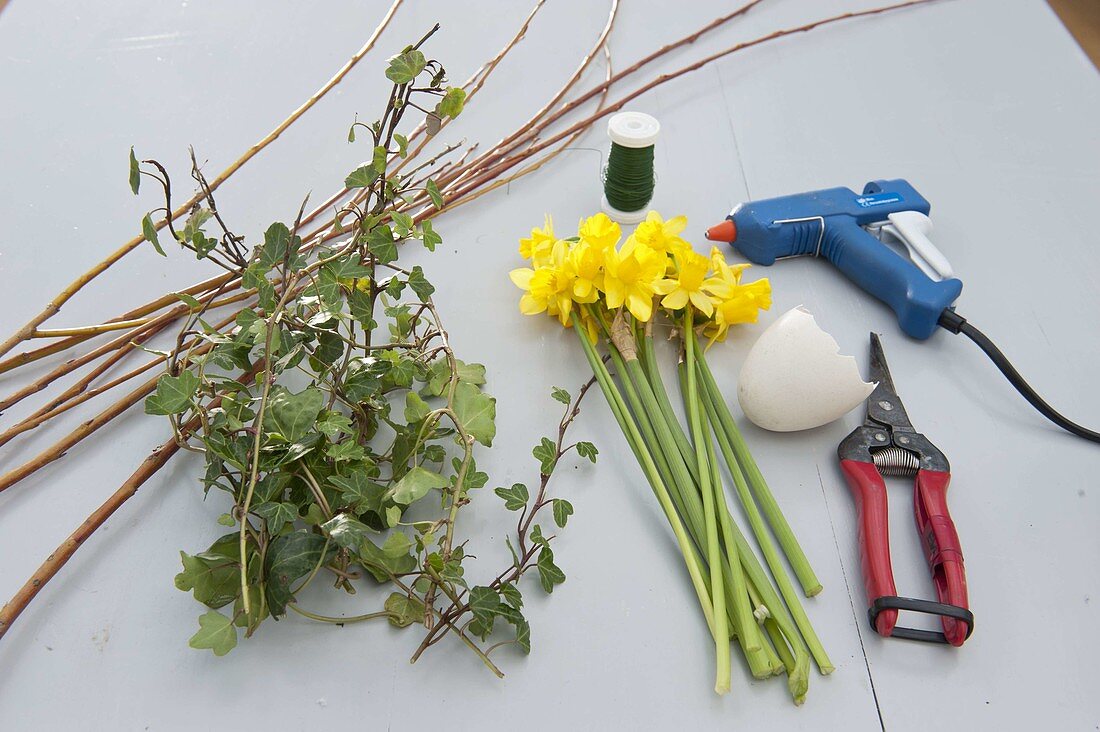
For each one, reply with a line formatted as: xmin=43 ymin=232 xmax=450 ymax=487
xmin=709 ymin=245 xmax=751 ymax=288
xmin=653 ymin=248 xmax=733 ymax=317
xmin=519 ymin=214 xmax=556 ymax=266
xmin=578 ymin=212 xmax=621 ymax=251
xmin=707 ymin=278 xmax=773 ymax=343
xmin=601 ymin=239 xmax=665 ymax=322
xmin=633 ymin=211 xmax=690 ymax=257
xmin=509 ymin=239 xmax=576 ymax=325
xmin=568 ymin=241 xmax=604 ymax=304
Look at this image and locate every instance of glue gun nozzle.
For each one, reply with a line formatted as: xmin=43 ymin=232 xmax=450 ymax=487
xmin=705 ymin=220 xmax=736 ymax=243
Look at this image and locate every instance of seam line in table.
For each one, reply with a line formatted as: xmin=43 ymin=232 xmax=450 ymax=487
xmin=817 ymin=464 xmax=886 ymax=731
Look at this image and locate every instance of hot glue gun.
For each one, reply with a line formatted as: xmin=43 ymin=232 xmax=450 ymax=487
xmin=705 ymin=179 xmax=959 ymax=340
xmin=706 ymin=179 xmax=1100 ymax=444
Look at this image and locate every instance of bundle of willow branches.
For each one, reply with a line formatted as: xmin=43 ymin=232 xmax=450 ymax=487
xmin=0 ymin=0 xmax=937 ymax=658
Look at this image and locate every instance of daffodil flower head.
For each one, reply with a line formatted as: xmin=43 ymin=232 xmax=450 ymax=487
xmin=633 ymin=211 xmax=690 ymax=257
xmin=567 ymin=240 xmax=604 ymax=304
xmin=709 ymin=245 xmax=751 ymax=288
xmin=519 ymin=214 xmax=556 ymax=266
xmin=578 ymin=212 xmax=621 ymax=251
xmin=706 ymin=277 xmax=773 ymax=343
xmin=509 ymin=239 xmax=576 ymax=326
xmin=601 ymin=238 xmax=665 ymax=322
xmin=653 ymin=247 xmax=733 ymax=318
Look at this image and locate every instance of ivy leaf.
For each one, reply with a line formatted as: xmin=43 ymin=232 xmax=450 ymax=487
xmin=552 ymin=499 xmax=574 ymax=528
xmin=536 ymin=546 xmax=566 ymax=594
xmin=142 ymin=214 xmax=165 ymax=256
xmin=389 ymin=466 xmax=446 ymax=505
xmin=435 ymin=86 xmax=466 ymax=119
xmin=366 ymin=224 xmax=397 ymax=264
xmin=420 ymin=219 xmax=442 ymax=251
xmin=174 ymin=551 xmax=239 ymax=609
xmin=407 ymin=265 xmax=434 ymax=301
xmin=258 ymin=222 xmax=291 ymax=271
xmin=264 ymin=386 xmax=323 ymax=442
xmin=385 ymin=49 xmax=426 ymax=84
xmin=499 ymin=582 xmax=523 ymax=610
xmin=320 ymin=514 xmax=372 ymax=552
xmin=425 ymin=112 xmax=442 ymax=136
xmin=189 ymin=611 xmax=238 ymax=656
xmin=382 ymin=531 xmax=413 ymax=558
xmin=425 ymin=358 xmax=484 ymax=396
xmin=425 ymin=179 xmax=444 ymax=210
xmin=329 ymin=473 xmax=386 ymax=515
xmin=530 ymin=524 xmax=549 ymax=548
xmin=316 ymin=411 xmax=353 ymax=439
xmin=452 ymin=382 xmax=496 ymax=447
xmin=345 ymin=164 xmax=379 ymax=189
xmin=468 ymin=586 xmax=500 ymax=639
xmin=404 ymin=391 xmax=432 ymax=423
xmin=385 ymin=355 xmax=417 ymax=389
xmin=359 ymin=537 xmax=417 ymax=582
xmin=551 ymin=386 xmax=571 ymax=405
xmin=514 ymin=617 xmax=531 ymax=654
xmin=532 ymin=437 xmax=557 ymax=475
xmin=384 ymin=592 xmax=425 ymax=627
xmin=128 ymin=147 xmax=141 ymax=194
xmin=575 ymin=441 xmax=598 ymax=463
xmin=145 ymin=370 xmax=200 ymax=415
xmin=326 ymin=440 xmax=367 ymax=463
xmin=252 ymin=501 xmax=297 ymax=533
xmin=174 ymin=292 xmax=203 ymax=310
xmin=313 ymin=266 xmax=342 ymax=311
xmin=390 ymin=211 xmax=414 ymax=236
xmin=394 ymin=133 xmax=409 ymax=158
xmin=312 ymin=330 xmax=344 ymax=367
xmin=264 ymin=529 xmax=329 ymax=617
xmin=494 ymin=483 xmax=528 ymax=511
xmin=181 ymin=208 xmax=213 ymax=245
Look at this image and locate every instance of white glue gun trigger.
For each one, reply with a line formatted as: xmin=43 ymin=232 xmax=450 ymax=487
xmin=866 ymin=211 xmax=954 ymax=281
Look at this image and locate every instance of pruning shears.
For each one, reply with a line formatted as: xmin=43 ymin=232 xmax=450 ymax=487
xmin=837 ymin=333 xmax=973 ymax=647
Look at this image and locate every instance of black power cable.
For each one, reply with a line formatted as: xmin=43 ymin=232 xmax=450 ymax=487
xmin=938 ymin=309 xmax=1100 ymax=444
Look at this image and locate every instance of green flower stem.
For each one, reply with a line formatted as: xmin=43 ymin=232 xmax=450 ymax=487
xmin=757 ymin=623 xmax=785 ymax=676
xmin=746 ymin=576 xmax=766 ymax=619
xmin=700 ymin=376 xmax=834 ymax=676
xmin=605 ymin=324 xmax=749 ymax=649
xmin=682 ymin=310 xmax=730 ymax=695
xmin=703 ymin=408 xmax=767 ymax=674
xmin=621 ymin=317 xmax=778 ymax=676
xmin=693 ymin=338 xmax=822 ymax=597
xmin=571 ymin=317 xmax=716 ymax=637
xmin=764 ymin=617 xmax=797 ymax=674
xmin=636 ymin=321 xmax=698 ymax=481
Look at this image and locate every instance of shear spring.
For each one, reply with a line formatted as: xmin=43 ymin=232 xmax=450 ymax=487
xmin=872 ymin=446 xmax=920 ymax=476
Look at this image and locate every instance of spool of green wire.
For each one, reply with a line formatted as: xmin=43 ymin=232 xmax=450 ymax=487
xmin=602 ymin=111 xmax=660 ymax=224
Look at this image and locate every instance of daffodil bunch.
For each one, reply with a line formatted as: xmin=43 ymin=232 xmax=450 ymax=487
xmin=509 ymin=212 xmax=830 ymax=703
xmin=509 ymin=211 xmax=771 ymax=343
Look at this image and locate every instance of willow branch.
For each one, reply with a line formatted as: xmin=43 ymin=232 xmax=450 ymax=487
xmin=0 ymin=0 xmax=404 ymax=361
xmin=445 ymin=0 xmax=937 ymax=204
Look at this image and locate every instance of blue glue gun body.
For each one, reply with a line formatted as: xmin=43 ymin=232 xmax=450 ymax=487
xmin=721 ymin=179 xmax=962 ymax=339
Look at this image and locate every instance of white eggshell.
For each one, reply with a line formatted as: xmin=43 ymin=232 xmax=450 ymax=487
xmin=737 ymin=307 xmax=875 ymax=432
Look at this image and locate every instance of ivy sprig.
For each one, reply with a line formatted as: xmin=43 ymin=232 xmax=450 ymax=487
xmin=136 ymin=30 xmax=596 ymax=677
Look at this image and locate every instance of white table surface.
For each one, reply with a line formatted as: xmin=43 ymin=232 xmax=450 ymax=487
xmin=1 ymin=1 xmax=1098 ymax=729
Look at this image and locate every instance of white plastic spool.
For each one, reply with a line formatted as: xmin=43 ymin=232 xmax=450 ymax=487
xmin=601 ymin=111 xmax=660 ymax=225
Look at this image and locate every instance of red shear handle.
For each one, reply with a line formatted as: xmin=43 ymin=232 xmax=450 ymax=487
xmin=839 ymin=459 xmax=898 ymax=636
xmin=914 ymin=469 xmax=969 ymax=646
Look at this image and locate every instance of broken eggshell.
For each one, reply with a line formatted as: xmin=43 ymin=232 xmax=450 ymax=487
xmin=737 ymin=307 xmax=875 ymax=432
